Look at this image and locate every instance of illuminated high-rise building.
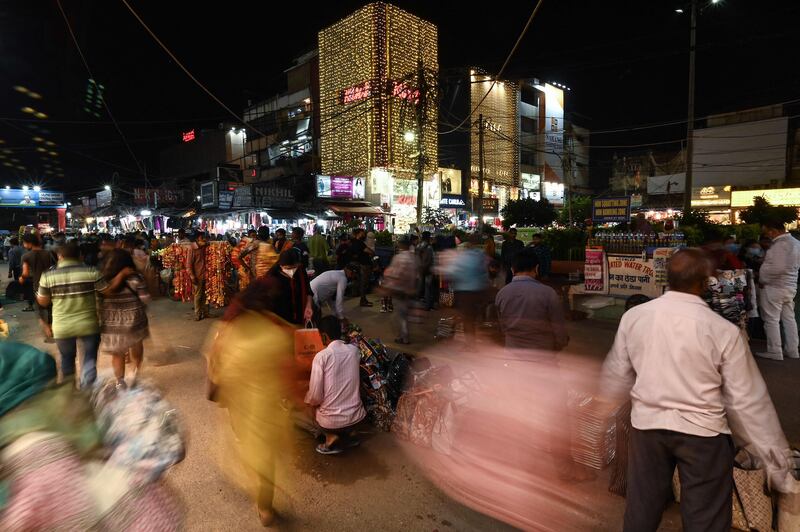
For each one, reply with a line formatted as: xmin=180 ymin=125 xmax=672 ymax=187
xmin=318 ymin=2 xmax=438 ymax=184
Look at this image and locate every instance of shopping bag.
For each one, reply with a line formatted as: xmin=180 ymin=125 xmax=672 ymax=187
xmin=294 ymin=322 xmax=324 ymax=373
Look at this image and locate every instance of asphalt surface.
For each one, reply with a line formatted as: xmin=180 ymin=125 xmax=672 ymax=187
xmin=6 ymin=291 xmax=799 ymax=531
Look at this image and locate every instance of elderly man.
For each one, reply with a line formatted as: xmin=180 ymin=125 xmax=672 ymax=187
xmin=602 ymin=248 xmax=794 ymax=531
xmin=756 ymin=218 xmax=800 ymax=360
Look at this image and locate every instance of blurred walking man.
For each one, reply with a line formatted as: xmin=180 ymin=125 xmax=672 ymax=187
xmin=187 ymin=232 xmax=209 ymax=321
xmin=756 ymin=218 xmax=800 ymax=360
xmin=602 ymin=248 xmax=794 ymax=531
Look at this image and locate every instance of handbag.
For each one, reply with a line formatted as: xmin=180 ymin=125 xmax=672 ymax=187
xmin=294 ymin=321 xmax=324 ymax=374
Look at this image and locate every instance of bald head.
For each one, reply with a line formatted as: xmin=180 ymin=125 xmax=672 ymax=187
xmin=667 ymin=248 xmax=713 ymax=296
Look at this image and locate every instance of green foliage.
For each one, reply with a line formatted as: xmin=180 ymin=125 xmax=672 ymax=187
xmin=558 ymin=195 xmax=593 ymax=227
xmin=733 ymin=224 xmax=762 ymax=243
xmin=677 ymin=209 xmax=713 ymax=228
xmin=374 ymin=230 xmax=393 ymax=247
xmin=540 ymin=227 xmax=588 ymax=261
xmin=501 ymin=198 xmax=558 ymax=229
xmin=739 ymin=196 xmax=798 ymax=227
xmin=421 ymin=207 xmax=453 ymax=228
xmin=682 ymin=226 xmax=705 ymax=246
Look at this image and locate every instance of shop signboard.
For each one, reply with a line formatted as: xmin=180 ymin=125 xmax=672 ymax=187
xmin=584 ymin=249 xmax=606 ymax=293
xmin=607 ymin=256 xmax=660 ymax=298
xmin=440 ymin=194 xmax=466 ymax=209
xmin=331 ymin=176 xmax=353 ymax=198
xmin=543 ymin=181 xmax=565 ymax=205
xmin=218 ymin=190 xmax=234 ymax=210
xmin=252 ymin=181 xmax=294 ymax=208
xmin=730 ymin=187 xmax=800 ymax=208
xmin=96 ymin=189 xmax=113 ymax=208
xmin=200 ymin=181 xmax=217 ymax=208
xmin=630 ymin=194 xmax=643 ymax=208
xmin=233 ymin=185 xmax=252 ymax=208
xmin=471 ymin=196 xmax=499 ymax=215
xmin=691 ymin=186 xmax=731 ymax=208
xmin=592 ymin=197 xmax=631 ymax=223
xmin=133 ymin=188 xmax=179 ymax=206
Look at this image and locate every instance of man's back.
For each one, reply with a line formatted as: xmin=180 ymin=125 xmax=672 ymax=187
xmin=310 ymin=270 xmax=346 ymax=301
xmin=760 ymin=233 xmax=800 ymax=290
xmin=495 ymin=276 xmax=567 ymax=352
xmin=37 ymin=260 xmax=107 ymax=339
xmin=307 ymin=340 xmax=365 ymax=429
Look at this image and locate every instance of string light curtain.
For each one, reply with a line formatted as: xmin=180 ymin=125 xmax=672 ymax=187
xmin=319 ymin=2 xmax=438 ymax=179
xmin=470 ymin=69 xmax=519 ymax=188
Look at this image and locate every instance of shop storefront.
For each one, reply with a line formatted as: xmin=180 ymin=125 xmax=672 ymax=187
xmin=691 ymin=186 xmax=731 ymax=224
xmin=0 ymin=188 xmax=67 ymax=233
xmin=731 ymin=187 xmax=800 ymax=223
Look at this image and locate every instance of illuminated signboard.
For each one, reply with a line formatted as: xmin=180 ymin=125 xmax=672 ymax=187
xmin=341 ymin=80 xmax=420 ymax=105
xmin=730 ymin=188 xmax=800 ymax=208
xmin=691 ymin=186 xmax=731 ymax=208
xmin=0 ymin=189 xmax=65 ymax=208
xmin=592 ymin=197 xmax=631 ymax=223
xmin=440 ymin=194 xmax=466 ymax=209
xmin=341 ymin=81 xmax=372 ymax=104
xmin=182 ymin=129 xmax=196 ymax=142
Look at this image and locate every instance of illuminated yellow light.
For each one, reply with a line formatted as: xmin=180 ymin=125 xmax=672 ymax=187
xmin=34 ymin=112 xmax=47 ymax=119
xmin=13 ymin=86 xmax=28 ymax=94
xmin=48 ymin=151 xmax=58 ymax=156
xmin=35 ymin=147 xmax=46 ymax=153
xmin=27 ymin=92 xmax=42 ymax=100
xmin=45 ymin=141 xmax=55 ymax=147
xmin=32 ymin=136 xmax=44 ymax=142
xmin=0 ymin=139 xmax=4 ymax=144
xmin=1 ymin=162 xmax=11 ymax=167
xmin=21 ymin=107 xmax=35 ymax=114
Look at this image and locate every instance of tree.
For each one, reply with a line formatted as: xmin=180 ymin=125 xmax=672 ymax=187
xmin=501 ymin=198 xmax=557 ymax=229
xmin=558 ymin=195 xmax=593 ymax=227
xmin=421 ymin=207 xmax=453 ymax=228
xmin=739 ymin=196 xmax=798 ymax=227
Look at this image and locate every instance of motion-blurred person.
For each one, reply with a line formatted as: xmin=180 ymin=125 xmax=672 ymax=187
xmin=37 ymin=241 xmax=134 ymax=387
xmin=495 ymin=248 xmax=568 ymax=354
xmin=756 ymin=218 xmax=800 ymax=360
xmin=239 ymin=226 xmax=278 ymax=282
xmin=365 ymin=230 xmax=377 ymax=253
xmin=703 ymin=233 xmax=744 ymax=270
xmin=186 ymin=231 xmax=209 ymax=321
xmin=266 ymin=249 xmax=314 ymax=325
xmin=738 ymin=239 xmax=764 ymax=274
xmin=291 ymin=227 xmax=310 ymax=268
xmin=409 ymin=234 xmax=419 ymax=253
xmin=99 ymin=249 xmax=150 ymax=389
xmin=7 ymin=237 xmax=28 ymax=308
xmin=380 ymin=236 xmax=418 ymax=344
xmin=500 ymin=228 xmax=524 ymax=284
xmin=349 ymin=228 xmax=374 ymax=307
xmin=483 ymin=233 xmax=496 ymax=259
xmin=20 ymin=233 xmax=56 ymax=341
xmin=304 ymin=316 xmax=366 ymax=454
xmin=416 ymin=231 xmax=435 ymax=310
xmin=176 ymin=228 xmax=190 ymax=245
xmin=273 ymin=228 xmax=291 ymax=254
xmin=601 ymin=248 xmax=795 ymax=531
xmin=310 ymin=263 xmax=359 ymax=325
xmin=334 ymin=234 xmax=351 ymax=269
xmin=308 ymin=225 xmax=330 ymax=274
xmin=440 ymin=234 xmax=489 ymax=344
xmin=206 ymin=277 xmax=297 ymax=527
xmin=528 ymin=233 xmax=552 ymax=280
xmin=3 ymin=233 xmax=11 ymax=260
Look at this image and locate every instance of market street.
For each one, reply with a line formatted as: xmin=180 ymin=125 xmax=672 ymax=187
xmin=6 ymin=294 xmax=799 ymax=531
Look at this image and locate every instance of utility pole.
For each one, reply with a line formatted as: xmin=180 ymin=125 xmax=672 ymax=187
xmin=415 ymin=60 xmax=427 ymax=227
xmin=478 ymin=113 xmax=485 ymax=230
xmin=683 ymin=0 xmax=697 ymax=213
xmin=563 ymin=132 xmax=574 ymax=226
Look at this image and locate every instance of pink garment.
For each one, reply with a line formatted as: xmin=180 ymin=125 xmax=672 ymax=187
xmin=305 ymin=340 xmax=366 ymax=430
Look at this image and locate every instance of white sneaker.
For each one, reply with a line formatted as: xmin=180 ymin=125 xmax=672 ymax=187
xmin=755 ymin=351 xmax=784 ymax=361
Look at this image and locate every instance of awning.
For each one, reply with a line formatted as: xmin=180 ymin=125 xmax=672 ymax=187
xmin=328 ymin=204 xmax=386 ymax=216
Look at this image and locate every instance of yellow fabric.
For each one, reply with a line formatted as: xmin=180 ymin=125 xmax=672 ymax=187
xmin=206 ymin=311 xmax=295 ymax=499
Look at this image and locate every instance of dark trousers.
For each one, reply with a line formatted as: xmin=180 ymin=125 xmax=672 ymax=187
xmin=56 ymin=334 xmax=100 ymax=388
xmin=454 ymin=290 xmax=486 ymax=341
xmin=625 ymin=428 xmax=734 ymax=532
xmin=359 ymin=264 xmax=371 ymax=301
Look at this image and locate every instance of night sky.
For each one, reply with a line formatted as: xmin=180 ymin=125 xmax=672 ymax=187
xmin=0 ymin=0 xmax=797 ymax=194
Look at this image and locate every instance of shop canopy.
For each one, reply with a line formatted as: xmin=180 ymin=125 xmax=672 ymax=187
xmin=327 ymin=203 xmax=386 ymax=216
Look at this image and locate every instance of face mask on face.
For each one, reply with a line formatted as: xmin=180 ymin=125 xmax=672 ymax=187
xmin=281 ymin=266 xmax=297 ymax=278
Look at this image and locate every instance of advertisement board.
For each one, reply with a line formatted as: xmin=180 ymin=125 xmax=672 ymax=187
xmin=439 ymin=168 xmax=462 ymax=196
xmin=200 ymin=181 xmax=217 ymax=208
xmin=731 ymin=188 xmax=800 ymax=208
xmin=584 ymin=249 xmax=606 ymax=293
xmin=316 ymin=175 xmax=365 ymax=200
xmin=543 ymin=181 xmax=565 ymax=205
xmin=0 ymin=189 xmax=65 ymax=208
xmin=607 ymin=256 xmax=659 ymax=298
xmin=691 ymin=186 xmax=731 ymax=208
xmin=233 ymin=186 xmax=253 ymax=208
xmin=440 ymin=194 xmax=466 ymax=209
xmin=592 ymin=197 xmax=631 ymax=223
xmin=95 ymin=189 xmax=113 ymax=208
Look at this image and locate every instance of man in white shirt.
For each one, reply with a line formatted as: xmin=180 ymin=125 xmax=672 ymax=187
xmin=305 ymin=316 xmax=366 ymax=455
xmin=602 ymin=248 xmax=794 ymax=532
xmin=756 ymin=219 xmax=800 ymax=360
xmin=310 ymin=264 xmax=359 ymax=324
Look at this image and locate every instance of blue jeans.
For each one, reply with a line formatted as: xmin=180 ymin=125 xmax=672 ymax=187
xmin=56 ymin=334 xmax=100 ymax=387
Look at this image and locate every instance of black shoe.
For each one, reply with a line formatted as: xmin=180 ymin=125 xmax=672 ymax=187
xmin=360 ymin=301 xmax=374 ymax=307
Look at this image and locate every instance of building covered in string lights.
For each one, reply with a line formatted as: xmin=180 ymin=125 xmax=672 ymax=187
xmin=318 ymin=2 xmax=438 ymax=229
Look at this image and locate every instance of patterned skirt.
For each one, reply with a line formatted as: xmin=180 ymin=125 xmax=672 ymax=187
xmin=100 ymin=305 xmax=150 ymax=354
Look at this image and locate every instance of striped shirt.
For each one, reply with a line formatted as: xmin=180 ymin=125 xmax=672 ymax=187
xmin=37 ymin=259 xmax=108 ymax=339
xmin=305 ymin=340 xmax=366 ymax=430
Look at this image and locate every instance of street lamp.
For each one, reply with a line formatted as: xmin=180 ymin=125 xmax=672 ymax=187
xmin=33 ymin=185 xmax=41 ymax=192
xmin=22 ymin=185 xmax=29 ymax=191
xmin=104 ymin=185 xmax=111 ymax=191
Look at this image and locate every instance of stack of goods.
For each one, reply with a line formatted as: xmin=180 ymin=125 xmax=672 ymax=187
xmin=205 ymin=242 xmax=232 ymax=308
xmin=159 ymin=244 xmax=191 ymax=302
xmin=705 ymin=269 xmax=751 ymax=330
xmin=568 ymin=391 xmax=617 ymax=470
xmin=0 ymin=343 xmax=184 ymax=530
xmin=230 ymin=238 xmax=251 ymax=292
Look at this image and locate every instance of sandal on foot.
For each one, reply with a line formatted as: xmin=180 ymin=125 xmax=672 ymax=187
xmin=315 ymin=443 xmax=343 ymax=455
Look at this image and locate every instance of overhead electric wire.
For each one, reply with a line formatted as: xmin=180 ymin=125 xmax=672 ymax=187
xmin=56 ymin=0 xmax=144 ymax=176
xmin=439 ymin=0 xmax=545 ymax=135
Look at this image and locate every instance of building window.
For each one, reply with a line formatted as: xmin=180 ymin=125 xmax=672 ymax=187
xmin=521 ymin=116 xmax=537 ymax=134
xmin=521 ymin=85 xmax=539 ymax=107
xmin=521 ymin=152 xmax=537 ymax=167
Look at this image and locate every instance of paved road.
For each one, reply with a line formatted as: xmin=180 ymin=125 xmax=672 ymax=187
xmin=6 ymin=293 xmax=799 ymax=531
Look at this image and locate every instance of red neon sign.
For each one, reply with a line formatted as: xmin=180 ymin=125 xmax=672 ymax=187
xmin=342 ymin=81 xmax=372 ymax=104
xmin=391 ymin=81 xmax=420 ymax=104
xmin=182 ymin=129 xmax=196 ymax=142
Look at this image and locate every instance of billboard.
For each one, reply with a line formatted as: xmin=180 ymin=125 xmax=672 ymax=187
xmin=96 ymin=189 xmax=112 ymax=208
xmin=537 ymin=83 xmax=564 ymax=182
xmin=200 ymin=181 xmax=217 ymax=208
xmin=592 ymin=197 xmax=631 ymax=223
xmin=438 ymin=168 xmax=462 ymax=196
xmin=0 ymin=188 xmax=65 ymax=208
xmin=316 ymin=175 xmax=366 ymax=200
xmin=691 ymin=186 xmax=731 ymax=208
